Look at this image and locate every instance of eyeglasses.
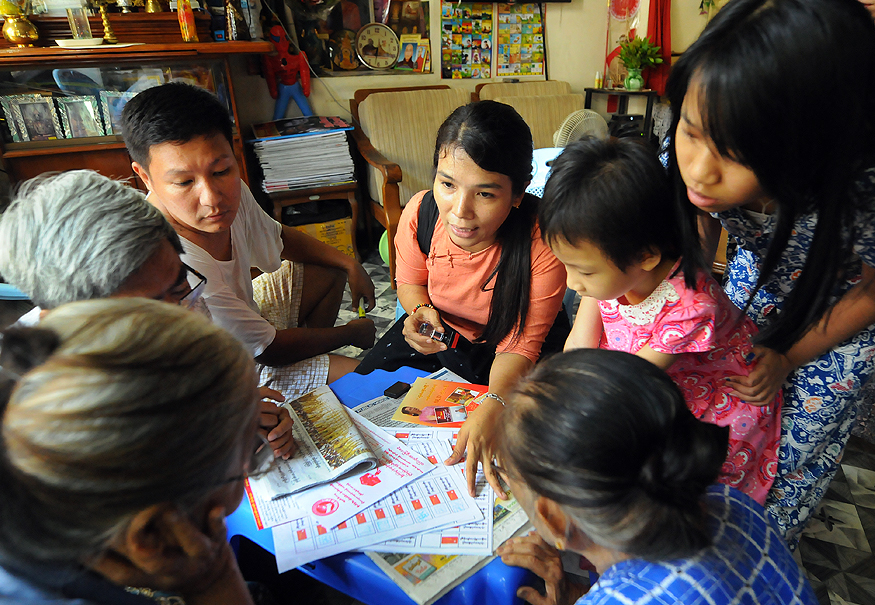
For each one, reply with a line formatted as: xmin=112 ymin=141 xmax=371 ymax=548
xmin=248 ymin=432 xmax=278 ymax=478
xmin=217 ymin=433 xmax=280 ymax=487
xmin=179 ymin=264 xmax=207 ymax=309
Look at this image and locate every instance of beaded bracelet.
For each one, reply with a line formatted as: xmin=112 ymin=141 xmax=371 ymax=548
xmin=412 ymin=303 xmax=435 ymax=314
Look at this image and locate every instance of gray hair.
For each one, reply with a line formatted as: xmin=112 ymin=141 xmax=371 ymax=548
xmin=0 ymin=298 xmax=257 ymax=564
xmin=0 ymin=170 xmax=181 ymax=309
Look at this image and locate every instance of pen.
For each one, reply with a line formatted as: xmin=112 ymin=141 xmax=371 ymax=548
xmin=358 ymin=302 xmax=366 ymax=318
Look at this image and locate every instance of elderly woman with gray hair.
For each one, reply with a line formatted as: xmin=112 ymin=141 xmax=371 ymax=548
xmin=493 ymin=350 xmax=816 ymax=605
xmin=0 ymin=299 xmax=262 ymax=604
xmin=0 ymin=170 xmax=197 ymax=316
xmin=0 ymin=170 xmax=295 ymax=461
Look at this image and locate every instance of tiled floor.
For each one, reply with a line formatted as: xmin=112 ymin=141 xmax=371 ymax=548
xmin=798 ymin=436 xmax=875 ymax=605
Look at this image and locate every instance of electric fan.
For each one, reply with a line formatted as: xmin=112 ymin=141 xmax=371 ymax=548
xmin=552 ymin=109 xmax=609 ymax=147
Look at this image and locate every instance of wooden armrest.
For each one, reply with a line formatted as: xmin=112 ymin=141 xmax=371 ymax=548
xmin=351 ymin=127 xmax=402 ymax=184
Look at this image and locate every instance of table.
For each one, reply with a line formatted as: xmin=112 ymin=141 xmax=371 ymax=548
xmin=226 ymin=367 xmax=536 ymax=605
xmin=583 ymin=87 xmax=660 ymax=142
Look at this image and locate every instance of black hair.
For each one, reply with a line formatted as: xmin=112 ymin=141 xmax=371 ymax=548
xmin=499 ymin=349 xmax=728 ymax=560
xmin=121 ymin=82 xmax=234 ymax=170
xmin=540 ymin=137 xmax=703 ymax=288
xmin=433 ymin=101 xmax=536 ymax=349
xmin=666 ymin=0 xmax=875 ymax=352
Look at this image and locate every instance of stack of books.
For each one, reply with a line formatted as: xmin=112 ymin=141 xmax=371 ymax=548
xmin=250 ymin=116 xmax=355 ymax=193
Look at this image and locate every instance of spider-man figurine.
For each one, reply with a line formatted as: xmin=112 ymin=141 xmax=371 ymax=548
xmin=263 ymin=24 xmax=313 ymax=120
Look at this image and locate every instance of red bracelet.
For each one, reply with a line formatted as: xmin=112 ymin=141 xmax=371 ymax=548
xmin=412 ymin=303 xmax=435 ymax=314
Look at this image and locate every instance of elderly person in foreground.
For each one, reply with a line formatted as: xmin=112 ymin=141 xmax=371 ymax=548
xmin=495 ymin=349 xmax=816 ymax=605
xmin=0 ymin=299 xmax=260 ymax=603
xmin=0 ymin=170 xmax=294 ymax=460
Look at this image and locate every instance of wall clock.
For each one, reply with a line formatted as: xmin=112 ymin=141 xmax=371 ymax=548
xmin=355 ymin=23 xmax=401 ymax=70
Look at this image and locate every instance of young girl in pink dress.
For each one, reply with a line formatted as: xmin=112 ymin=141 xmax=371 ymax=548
xmin=538 ymin=137 xmax=781 ymax=504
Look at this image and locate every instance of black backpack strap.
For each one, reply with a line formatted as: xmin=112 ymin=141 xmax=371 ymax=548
xmin=417 ymin=190 xmax=440 ymax=257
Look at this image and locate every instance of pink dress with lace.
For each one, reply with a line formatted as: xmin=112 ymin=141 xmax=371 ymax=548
xmin=598 ymin=265 xmax=781 ymax=504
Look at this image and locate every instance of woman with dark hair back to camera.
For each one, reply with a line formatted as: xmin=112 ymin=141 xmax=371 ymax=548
xmin=495 ymin=349 xmax=816 ymax=605
xmin=0 ymin=299 xmax=263 ymax=604
xmin=356 ymin=101 xmax=568 ymax=497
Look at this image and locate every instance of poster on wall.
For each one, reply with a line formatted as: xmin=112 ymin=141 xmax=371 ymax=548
xmin=440 ymin=2 xmax=494 ymax=79
xmin=495 ymin=3 xmax=543 ymax=77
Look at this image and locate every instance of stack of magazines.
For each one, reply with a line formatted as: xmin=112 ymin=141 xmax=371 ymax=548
xmin=250 ymin=116 xmax=355 ymax=193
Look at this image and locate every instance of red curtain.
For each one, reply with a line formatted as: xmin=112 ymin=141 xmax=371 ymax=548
xmin=646 ymin=0 xmax=671 ymax=95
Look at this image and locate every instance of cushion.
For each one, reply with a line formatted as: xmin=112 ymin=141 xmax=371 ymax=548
xmin=477 ymin=80 xmax=571 ymax=101
xmin=359 ymin=88 xmax=469 ymax=207
xmin=492 ymin=93 xmax=587 ymax=149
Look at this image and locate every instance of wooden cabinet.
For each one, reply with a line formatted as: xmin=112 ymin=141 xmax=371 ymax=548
xmin=0 ymin=41 xmax=271 ymax=187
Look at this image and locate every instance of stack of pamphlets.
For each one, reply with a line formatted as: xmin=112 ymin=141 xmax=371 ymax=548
xmin=250 ymin=116 xmax=355 ymax=193
xmin=244 ymin=369 xmax=531 ymax=605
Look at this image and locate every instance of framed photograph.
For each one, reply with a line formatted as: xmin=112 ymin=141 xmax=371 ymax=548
xmin=0 ymin=94 xmax=62 ymax=142
xmin=99 ymin=90 xmax=138 ymax=135
xmin=56 ymin=96 xmax=106 ymax=138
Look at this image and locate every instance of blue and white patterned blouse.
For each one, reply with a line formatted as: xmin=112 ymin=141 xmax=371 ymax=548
xmin=577 ymin=485 xmax=816 ymax=605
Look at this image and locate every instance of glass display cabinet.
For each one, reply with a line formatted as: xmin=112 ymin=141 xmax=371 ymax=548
xmin=0 ymin=41 xmax=270 ymax=188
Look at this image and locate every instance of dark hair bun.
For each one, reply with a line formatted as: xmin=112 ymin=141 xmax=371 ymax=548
xmin=639 ymin=412 xmax=729 ymax=511
xmin=501 ymin=349 xmax=731 ymax=560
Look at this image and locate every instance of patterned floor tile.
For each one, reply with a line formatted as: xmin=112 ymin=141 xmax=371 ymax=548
xmin=797 ymin=438 xmax=875 ymax=605
xmin=803 ymin=500 xmax=871 ymax=553
xmin=844 ymin=572 xmax=875 ymax=604
xmin=843 ymin=466 xmax=875 ymax=510
xmin=826 ymin=468 xmax=855 ymax=507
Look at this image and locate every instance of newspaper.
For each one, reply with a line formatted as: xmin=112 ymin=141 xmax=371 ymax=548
xmin=244 ymin=411 xmax=434 ymax=530
xmin=358 ymin=369 xmax=531 ymax=605
xmin=365 ymin=486 xmax=530 ymax=605
xmin=362 ymin=428 xmax=493 ymax=556
xmin=272 ymin=460 xmax=482 ymax=572
xmin=247 ymin=385 xmax=377 ymax=499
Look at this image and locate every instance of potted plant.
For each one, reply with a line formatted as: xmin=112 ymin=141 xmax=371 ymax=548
xmin=618 ymin=36 xmax=663 ymax=91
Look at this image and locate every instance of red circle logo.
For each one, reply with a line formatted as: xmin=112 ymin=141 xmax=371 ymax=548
xmin=312 ymin=498 xmax=340 ymax=516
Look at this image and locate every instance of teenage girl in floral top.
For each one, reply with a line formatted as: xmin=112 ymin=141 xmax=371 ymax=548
xmin=540 ymin=137 xmax=781 ymax=505
xmin=666 ymin=0 xmax=875 ymax=546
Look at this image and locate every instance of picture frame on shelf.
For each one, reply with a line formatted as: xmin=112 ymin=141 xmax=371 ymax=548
xmin=99 ymin=91 xmax=138 ymax=135
xmin=56 ymin=96 xmax=106 ymax=138
xmin=0 ymin=94 xmax=62 ymax=143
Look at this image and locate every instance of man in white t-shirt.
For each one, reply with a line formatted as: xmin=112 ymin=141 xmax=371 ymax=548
xmin=122 ymin=83 xmax=376 ymax=397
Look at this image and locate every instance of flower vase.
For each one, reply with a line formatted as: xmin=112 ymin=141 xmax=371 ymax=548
xmin=624 ymin=68 xmax=644 ymax=91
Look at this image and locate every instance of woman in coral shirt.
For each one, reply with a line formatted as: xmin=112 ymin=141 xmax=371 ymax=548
xmin=357 ymin=101 xmax=568 ymax=496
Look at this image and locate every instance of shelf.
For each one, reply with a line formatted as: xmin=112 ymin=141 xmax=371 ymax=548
xmin=0 ymin=41 xmax=272 ymax=67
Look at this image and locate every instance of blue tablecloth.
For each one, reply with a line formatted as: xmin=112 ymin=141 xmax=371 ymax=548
xmin=226 ymin=367 xmax=534 ymax=605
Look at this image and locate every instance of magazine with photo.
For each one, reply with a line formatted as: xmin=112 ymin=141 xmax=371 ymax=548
xmin=389 ymin=378 xmax=487 ymax=428
xmin=246 ymin=385 xmax=378 ymax=499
